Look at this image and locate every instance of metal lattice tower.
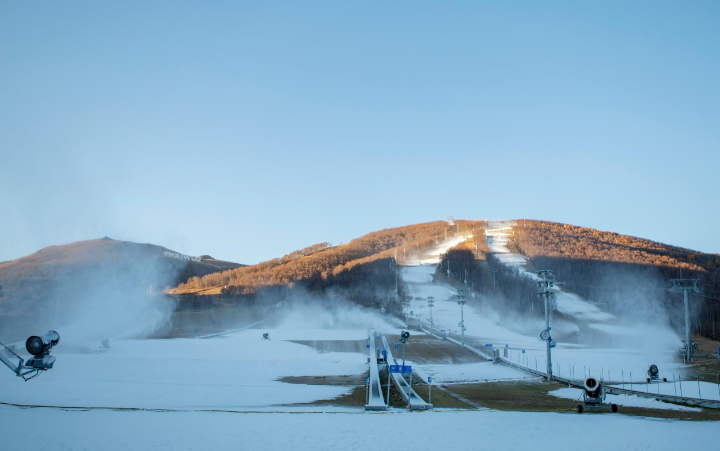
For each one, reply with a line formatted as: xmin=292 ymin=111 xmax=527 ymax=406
xmin=668 ymin=278 xmax=702 ymax=362
xmin=457 ymin=290 xmax=467 ymax=347
xmin=536 ymin=270 xmax=556 ymax=380
xmin=427 ymin=297 xmax=435 ymax=327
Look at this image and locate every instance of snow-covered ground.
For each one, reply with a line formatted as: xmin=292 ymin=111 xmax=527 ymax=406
xmin=505 ymin=346 xmax=683 ymax=383
xmin=413 ymin=361 xmax=536 ymax=384
xmin=415 ymin=235 xmax=469 ymax=265
xmin=0 ymin=328 xmax=368 ymax=410
xmin=0 ymin=405 xmax=716 ymax=450
xmin=549 ymin=387 xmax=702 ymax=412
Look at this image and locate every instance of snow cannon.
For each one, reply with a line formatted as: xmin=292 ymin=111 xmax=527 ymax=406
xmin=584 ymin=377 xmax=602 ymax=399
xmin=26 ymin=331 xmax=60 ymax=359
xmin=1 ymin=330 xmax=60 ymax=381
xmin=577 ymin=376 xmax=617 ymax=414
xmin=646 ymin=364 xmax=667 ymax=383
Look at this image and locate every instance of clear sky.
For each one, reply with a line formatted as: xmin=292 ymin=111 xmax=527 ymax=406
xmin=1 ymin=1 xmax=719 ymax=264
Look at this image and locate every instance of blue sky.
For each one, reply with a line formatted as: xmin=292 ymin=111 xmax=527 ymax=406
xmin=1 ymin=1 xmax=719 ymax=264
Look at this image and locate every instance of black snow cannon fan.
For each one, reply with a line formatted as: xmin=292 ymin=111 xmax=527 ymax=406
xmin=262 ymin=333 xmax=270 ymax=340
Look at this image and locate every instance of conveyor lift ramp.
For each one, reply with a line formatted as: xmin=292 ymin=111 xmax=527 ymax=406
xmin=381 ymin=335 xmax=433 ymax=410
xmin=365 ymin=329 xmax=388 ymax=410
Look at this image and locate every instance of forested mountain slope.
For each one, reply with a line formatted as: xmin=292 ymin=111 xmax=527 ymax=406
xmin=437 ymin=220 xmax=719 ymax=340
xmin=171 ymin=221 xmax=482 ymax=297
xmin=0 ymin=237 xmax=243 ymax=319
xmin=514 ymin=220 xmax=720 ymax=338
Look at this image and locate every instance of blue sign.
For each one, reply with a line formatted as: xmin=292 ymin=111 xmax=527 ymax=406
xmin=505 ymin=344 xmax=509 ymax=348
xmin=402 ymin=365 xmax=412 ymax=374
xmin=484 ymin=344 xmax=493 ymax=347
xmin=549 ymin=340 xmax=557 ymax=348
xmin=365 ymin=377 xmax=369 ymax=383
xmin=390 ymin=365 xmax=412 ymax=374
xmin=366 ymin=344 xmax=370 ymax=349
xmin=193 ymin=329 xmax=199 ymax=333
xmin=395 ymin=344 xmax=399 ymax=349
xmin=522 ymin=350 xmax=526 ymax=354
xmin=378 ymin=347 xmax=386 ymax=351
xmin=428 ymin=377 xmax=432 ymax=383
xmin=390 ymin=365 xmax=401 ymax=373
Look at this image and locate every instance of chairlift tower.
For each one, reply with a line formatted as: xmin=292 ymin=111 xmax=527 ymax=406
xmin=457 ymin=290 xmax=467 ymax=347
xmin=668 ymin=278 xmax=702 ymax=362
xmin=536 ymin=270 xmax=556 ymax=380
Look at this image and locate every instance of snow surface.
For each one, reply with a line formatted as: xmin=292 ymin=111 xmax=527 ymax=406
xmin=0 ymin=405 xmax=716 ymax=450
xmin=551 ymin=289 xmax=614 ymax=322
xmin=549 ymin=387 xmax=702 ymax=411
xmin=0 ymin=329 xmax=369 ymax=410
xmin=415 ymin=235 xmax=469 ymax=265
xmin=413 ymin=361 xmax=536 ymax=384
xmin=505 ymin=346 xmax=683 ymax=383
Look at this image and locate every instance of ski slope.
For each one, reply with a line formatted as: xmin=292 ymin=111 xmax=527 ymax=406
xmin=486 ymin=225 xmax=614 ymax=323
xmin=401 ymin=233 xmax=689 ymax=389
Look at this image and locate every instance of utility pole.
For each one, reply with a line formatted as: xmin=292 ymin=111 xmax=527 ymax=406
xmin=428 ymin=297 xmax=434 ymax=327
xmin=536 ymin=270 xmax=556 ymax=380
xmin=668 ymin=278 xmax=702 ymax=362
xmin=492 ymin=270 xmax=497 ymax=293
xmin=385 ymin=350 xmax=391 ymax=406
xmin=447 ymin=260 xmax=451 ymax=278
xmin=457 ymin=289 xmax=467 ymax=347
xmin=445 ymin=228 xmax=447 ymax=240
xmin=475 ymin=243 xmax=479 ymax=259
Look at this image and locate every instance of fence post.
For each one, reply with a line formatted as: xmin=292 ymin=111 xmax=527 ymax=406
xmin=698 ymin=376 xmax=701 ymax=399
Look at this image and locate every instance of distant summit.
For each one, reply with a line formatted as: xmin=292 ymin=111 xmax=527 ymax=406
xmin=0 ymin=238 xmax=244 ymax=320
